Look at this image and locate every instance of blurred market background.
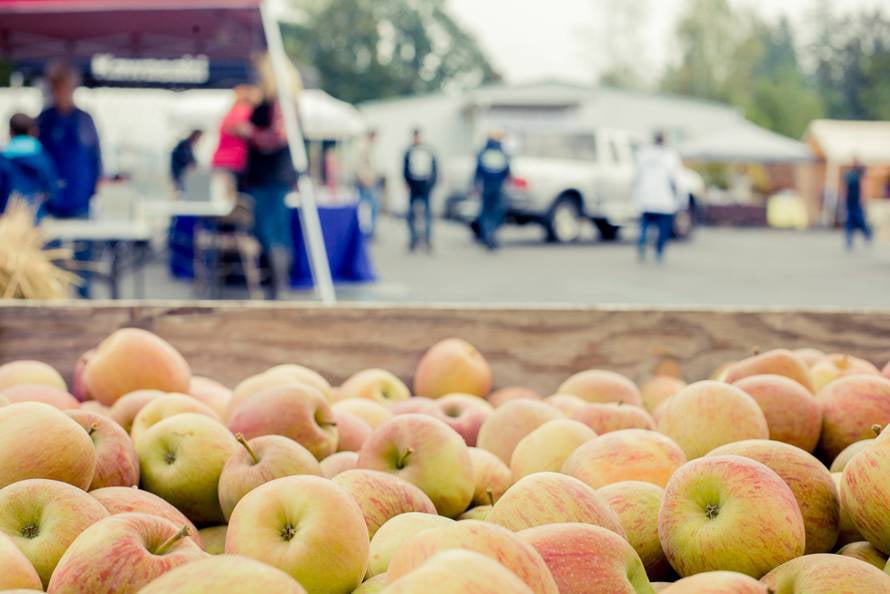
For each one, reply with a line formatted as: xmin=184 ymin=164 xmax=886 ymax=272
xmin=1 ymin=0 xmax=889 ymax=306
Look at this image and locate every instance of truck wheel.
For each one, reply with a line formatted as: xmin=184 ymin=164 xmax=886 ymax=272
xmin=546 ymin=196 xmax=584 ymax=243
xmin=593 ymin=218 xmax=620 ymax=241
xmin=672 ymin=208 xmax=695 ymax=240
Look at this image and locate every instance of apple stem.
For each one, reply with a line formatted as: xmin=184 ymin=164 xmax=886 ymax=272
xmin=396 ymin=448 xmax=414 ymax=469
xmin=751 ymin=346 xmax=761 ymax=356
xmin=873 ymin=424 xmax=885 ymax=437
xmin=88 ymin=423 xmax=99 ymax=437
xmin=154 ymin=526 xmax=190 ymax=555
xmin=235 ymin=433 xmax=259 ymax=465
xmin=486 ymin=488 xmax=495 ymax=507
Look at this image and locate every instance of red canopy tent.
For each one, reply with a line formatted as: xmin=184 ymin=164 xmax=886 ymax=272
xmin=0 ymin=0 xmax=337 ymax=303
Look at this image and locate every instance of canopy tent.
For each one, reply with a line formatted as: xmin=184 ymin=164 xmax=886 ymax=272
xmin=679 ymin=121 xmax=813 ymax=164
xmin=0 ymin=0 xmax=337 ymax=302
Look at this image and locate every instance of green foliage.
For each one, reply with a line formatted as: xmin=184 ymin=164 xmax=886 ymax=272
xmin=284 ymin=0 xmax=499 ymax=104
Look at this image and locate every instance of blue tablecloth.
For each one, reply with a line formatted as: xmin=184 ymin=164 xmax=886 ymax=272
xmin=169 ymin=204 xmax=376 ymax=287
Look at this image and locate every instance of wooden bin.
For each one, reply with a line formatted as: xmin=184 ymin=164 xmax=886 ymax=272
xmin=0 ymin=302 xmax=888 ymax=392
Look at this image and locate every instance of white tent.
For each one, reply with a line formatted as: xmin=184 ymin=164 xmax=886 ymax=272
xmin=679 ymin=121 xmax=813 ymax=164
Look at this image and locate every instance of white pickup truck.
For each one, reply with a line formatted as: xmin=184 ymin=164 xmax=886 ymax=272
xmin=441 ymin=127 xmax=704 ymax=243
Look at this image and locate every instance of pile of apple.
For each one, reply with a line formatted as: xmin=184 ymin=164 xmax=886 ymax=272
xmin=1 ymin=330 xmax=890 ymax=594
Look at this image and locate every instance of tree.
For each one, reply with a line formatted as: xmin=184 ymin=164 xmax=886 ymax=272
xmin=586 ymin=0 xmax=652 ymax=89
xmin=284 ymin=0 xmax=499 ymax=104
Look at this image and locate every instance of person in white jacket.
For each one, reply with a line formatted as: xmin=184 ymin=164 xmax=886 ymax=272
xmin=632 ymin=131 xmax=683 ymax=262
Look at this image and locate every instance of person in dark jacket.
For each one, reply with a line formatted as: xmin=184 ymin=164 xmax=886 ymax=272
xmin=246 ymin=98 xmax=297 ymax=299
xmin=403 ymin=128 xmax=438 ymax=252
xmin=170 ymin=129 xmax=203 ymax=192
xmin=1 ymin=113 xmax=58 ymax=217
xmin=37 ymin=62 xmax=102 ymax=297
xmin=844 ymin=158 xmax=872 ymax=250
xmin=473 ymin=131 xmax=511 ymax=251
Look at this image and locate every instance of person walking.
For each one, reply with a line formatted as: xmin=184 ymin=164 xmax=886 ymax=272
xmin=170 ymin=129 xmax=203 ymax=193
xmin=356 ymin=130 xmax=381 ymax=238
xmin=37 ymin=62 xmax=102 ymax=297
xmin=633 ymin=131 xmax=682 ymax=263
xmin=403 ymin=128 xmax=438 ymax=252
xmin=1 ymin=113 xmax=58 ymax=217
xmin=844 ymin=158 xmax=872 ymax=250
xmin=473 ymin=131 xmax=511 ymax=251
xmin=211 ymin=84 xmax=259 ymax=190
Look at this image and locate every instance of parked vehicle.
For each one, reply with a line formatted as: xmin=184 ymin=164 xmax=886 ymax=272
xmin=442 ymin=127 xmax=704 ymax=243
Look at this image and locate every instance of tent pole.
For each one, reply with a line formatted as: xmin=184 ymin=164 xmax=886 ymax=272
xmin=261 ymin=0 xmax=336 ymax=304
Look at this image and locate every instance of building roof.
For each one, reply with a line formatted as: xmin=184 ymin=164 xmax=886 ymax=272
xmin=805 ymin=119 xmax=890 ymax=164
xmin=680 ymin=120 xmax=814 ymax=163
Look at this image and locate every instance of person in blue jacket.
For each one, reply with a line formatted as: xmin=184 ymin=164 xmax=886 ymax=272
xmin=844 ymin=157 xmax=872 ymax=250
xmin=473 ymin=131 xmax=511 ymax=251
xmin=37 ymin=62 xmax=102 ymax=297
xmin=1 ymin=113 xmax=58 ymax=217
xmin=403 ymin=128 xmax=438 ymax=252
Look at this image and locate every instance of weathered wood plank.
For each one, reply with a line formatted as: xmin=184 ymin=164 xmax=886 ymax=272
xmin=0 ymin=302 xmax=888 ymax=393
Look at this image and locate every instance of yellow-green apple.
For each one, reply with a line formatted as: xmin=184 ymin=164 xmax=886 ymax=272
xmin=510 ymin=419 xmax=595 ymax=481
xmin=385 ymin=520 xmax=558 ymax=594
xmin=90 ymin=487 xmax=202 ymax=547
xmin=570 ymin=402 xmax=655 ymax=434
xmin=468 ymin=447 xmax=512 ymax=506
xmin=818 ymin=374 xmax=890 ymax=461
xmin=413 ymin=338 xmax=492 ymax=398
xmin=47 ymin=512 xmax=205 ymax=594
xmin=137 ymin=554 xmax=307 ymax=594
xmin=333 ymin=398 xmax=393 ymax=429
xmin=0 ymin=360 xmax=66 ymax=391
xmin=459 ymin=505 xmax=492 ymax=520
xmin=641 ymin=376 xmax=687 ymax=413
xmin=732 ymin=375 xmax=822 ymax=452
xmin=188 ymin=376 xmax=232 ymax=419
xmin=660 ymin=571 xmax=768 ymax=593
xmin=761 ymin=553 xmax=890 ymax=593
xmin=389 ymin=396 xmax=439 ymax=416
xmin=599 ymin=481 xmax=670 ymax=580
xmin=0 ymin=479 xmax=108 ymax=586
xmin=1 ymin=384 xmax=79 ymax=409
xmin=228 ymin=384 xmax=338 ymax=460
xmin=488 ymin=472 xmax=626 ymax=535
xmin=831 ymin=438 xmax=875 ymax=472
xmin=320 ymin=451 xmax=359 ymax=478
xmin=707 ymin=439 xmax=839 ymax=554
xmin=84 ymin=328 xmax=191 ymax=406
xmin=0 ymin=532 xmax=42 ymax=591
xmin=110 ymin=390 xmax=164 ymax=433
xmin=544 ymin=394 xmax=588 ymax=415
xmin=357 ymin=414 xmax=474 ymax=517
xmin=230 ymin=365 xmax=334 ymax=416
xmin=519 ymin=522 xmax=655 ymax=594
xmin=225 ymin=475 xmax=369 ymax=594
xmin=841 ymin=425 xmax=890 ymax=553
xmin=66 ymin=409 xmax=140 ymax=489
xmin=656 ymin=381 xmax=769 ymax=459
xmin=832 ymin=472 xmax=864 ymax=546
xmin=487 ymin=386 xmax=541 ymax=408
xmin=722 ymin=349 xmax=814 ymax=393
xmin=218 ymin=434 xmax=322 ymax=520
xmin=434 ymin=393 xmax=493 ymax=446
xmin=367 ymin=512 xmax=454 ymax=578
xmin=557 ymin=370 xmax=643 ymax=406
xmin=382 ymin=549 xmax=534 ymax=594
xmin=332 ymin=469 xmax=437 ymax=538
xmin=72 ymin=349 xmax=94 ymax=402
xmin=339 ymin=369 xmax=411 ymax=404
xmin=0 ymin=402 xmax=97 ymax=489
xmin=476 ymin=399 xmax=564 ymax=463
xmin=838 ymin=541 xmax=888 ymax=569
xmin=562 ymin=429 xmax=687 ymax=489
xmin=135 ymin=413 xmax=239 ymax=525
xmin=811 ymin=353 xmax=881 ymax=392
xmin=334 ymin=409 xmax=372 ymax=452
xmin=795 ymin=348 xmax=826 ymax=367
xmin=197 ymin=525 xmax=226 ymax=554
xmin=354 ymin=574 xmax=388 ymax=593
xmin=658 ymin=456 xmax=805 ymax=578
xmin=130 ymin=393 xmax=220 ymax=443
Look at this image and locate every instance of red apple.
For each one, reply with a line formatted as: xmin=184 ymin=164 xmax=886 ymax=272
xmin=468 ymin=446 xmax=512 ymax=507
xmin=229 ymin=364 xmax=334 ymax=418
xmin=109 ymin=390 xmax=164 ymax=433
xmin=90 ymin=487 xmax=202 ymax=548
xmin=722 ymin=348 xmax=814 ymax=393
xmin=333 ymin=409 xmax=372 ymax=452
xmin=599 ymin=481 xmax=671 ymax=580
xmin=66 ymin=409 xmax=140 ymax=489
xmin=659 ymin=571 xmax=767 ymax=593
xmin=761 ymin=554 xmax=890 ymax=593
xmin=732 ymin=374 xmax=822 ymax=452
xmin=414 ymin=338 xmax=492 ymax=398
xmin=333 ymin=469 xmax=437 ymax=538
xmin=434 ymin=393 xmax=493 ymax=446
xmin=640 ymin=376 xmax=687 ymax=413
xmin=818 ymin=374 xmax=890 ymax=461
xmin=188 ymin=376 xmax=232 ymax=419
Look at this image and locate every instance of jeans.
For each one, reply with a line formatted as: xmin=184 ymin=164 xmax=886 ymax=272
xmin=478 ymin=191 xmax=503 ymax=250
xmin=639 ymin=212 xmax=674 ymax=261
xmin=408 ymin=191 xmax=432 ymax=250
xmin=357 ymin=185 xmax=379 ymax=237
xmin=845 ymin=207 xmax=872 ymax=249
xmin=250 ymin=184 xmax=294 ymax=253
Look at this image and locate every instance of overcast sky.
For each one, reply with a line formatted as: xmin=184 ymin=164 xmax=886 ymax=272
xmin=447 ymin=0 xmax=885 ymax=84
